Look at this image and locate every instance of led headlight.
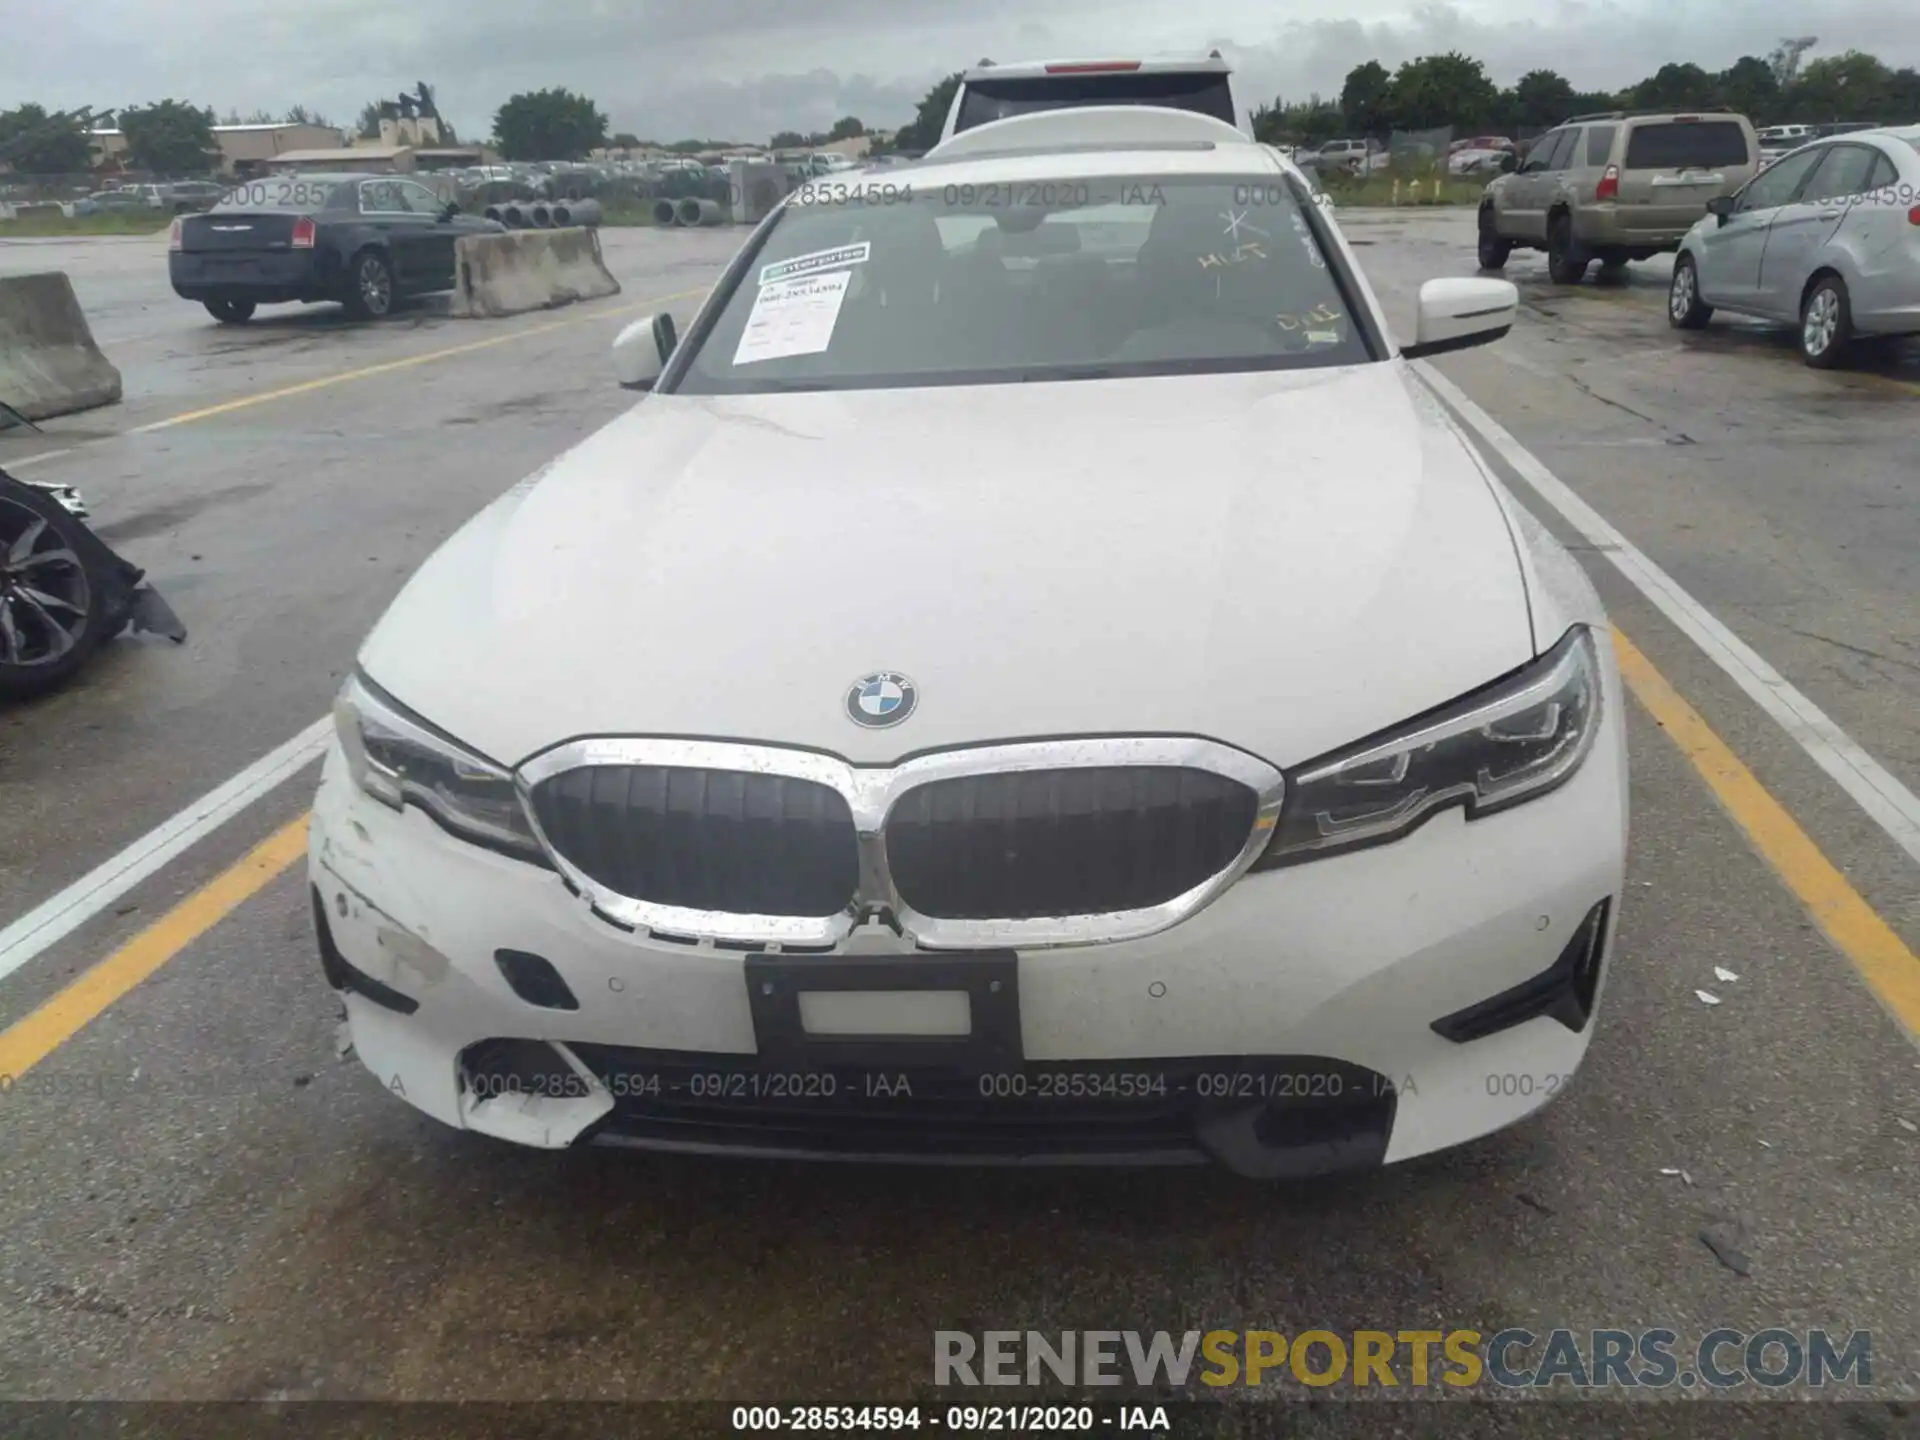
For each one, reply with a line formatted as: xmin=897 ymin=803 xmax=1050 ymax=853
xmin=333 ymin=671 xmax=545 ymax=863
xmin=1256 ymin=625 xmax=1602 ymax=867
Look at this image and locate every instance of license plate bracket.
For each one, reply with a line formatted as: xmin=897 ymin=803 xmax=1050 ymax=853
xmin=744 ymin=951 xmax=1022 ymax=1073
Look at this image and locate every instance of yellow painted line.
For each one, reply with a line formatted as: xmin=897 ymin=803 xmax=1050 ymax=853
xmin=136 ymin=286 xmax=708 ymax=433
xmin=1614 ymin=626 xmax=1920 ymax=1038
xmin=1847 ymin=370 xmax=1920 ymax=399
xmin=0 ymin=816 xmax=309 ymax=1084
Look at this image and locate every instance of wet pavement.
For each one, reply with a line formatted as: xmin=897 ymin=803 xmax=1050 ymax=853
xmin=2 ymin=208 xmax=1918 ymax=1432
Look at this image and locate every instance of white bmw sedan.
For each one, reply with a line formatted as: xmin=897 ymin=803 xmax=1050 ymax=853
xmin=310 ymin=109 xmax=1629 ymax=1178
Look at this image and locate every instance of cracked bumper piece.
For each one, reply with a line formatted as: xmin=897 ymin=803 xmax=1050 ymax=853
xmin=308 ymin=716 xmax=1626 ymax=1174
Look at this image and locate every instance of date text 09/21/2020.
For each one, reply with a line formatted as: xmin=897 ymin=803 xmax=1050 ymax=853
xmin=450 ymin=1069 xmax=1579 ymax=1105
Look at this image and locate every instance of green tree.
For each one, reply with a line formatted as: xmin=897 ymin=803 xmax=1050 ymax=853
xmin=1714 ymin=56 xmax=1780 ymax=121
xmin=1787 ymin=50 xmax=1891 ymax=122
xmin=491 ymin=87 xmax=608 ymax=160
xmin=1886 ymin=68 xmax=1920 ymax=122
xmin=891 ymin=72 xmax=961 ymax=152
xmin=1384 ymin=53 xmax=1500 ymax=132
xmin=611 ymin=132 xmax=643 ymax=149
xmin=1505 ymin=69 xmax=1577 ymax=131
xmin=1564 ymin=90 xmax=1621 ymax=117
xmin=119 ymin=100 xmax=217 ymax=174
xmin=356 ymin=102 xmax=384 ymax=140
xmin=0 ymin=103 xmax=93 ymax=174
xmin=1628 ymin=62 xmax=1716 ymax=111
xmin=1339 ymin=61 xmax=1392 ymax=136
xmin=769 ymin=130 xmax=808 ymax=149
xmin=827 ymin=115 xmax=864 ymax=141
xmin=1253 ymin=95 xmax=1345 ymax=146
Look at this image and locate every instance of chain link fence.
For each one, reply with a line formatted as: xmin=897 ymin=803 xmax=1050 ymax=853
xmin=1 ymin=159 xmax=767 ymax=228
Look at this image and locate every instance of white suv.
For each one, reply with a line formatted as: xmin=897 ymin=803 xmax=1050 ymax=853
xmin=940 ymin=53 xmax=1250 ymax=142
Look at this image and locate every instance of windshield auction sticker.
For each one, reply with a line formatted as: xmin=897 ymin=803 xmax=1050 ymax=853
xmin=733 ymin=271 xmax=852 ymax=365
xmin=759 ymin=242 xmax=870 ymax=287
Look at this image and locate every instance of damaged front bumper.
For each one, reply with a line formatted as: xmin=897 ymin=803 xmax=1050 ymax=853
xmin=308 ymin=718 xmax=1627 ymax=1175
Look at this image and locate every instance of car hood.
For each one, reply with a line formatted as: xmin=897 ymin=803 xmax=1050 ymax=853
xmin=359 ymin=363 xmax=1535 ymax=770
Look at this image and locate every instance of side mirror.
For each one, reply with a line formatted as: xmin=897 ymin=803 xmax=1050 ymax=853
xmin=1706 ymin=195 xmax=1735 ymax=223
xmin=613 ymin=312 xmax=678 ymax=391
xmin=1401 ymin=277 xmax=1518 ymax=360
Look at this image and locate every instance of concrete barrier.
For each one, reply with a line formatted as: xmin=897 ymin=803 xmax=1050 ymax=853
xmin=0 ymin=272 xmax=123 ymax=420
xmin=448 ymin=227 xmax=621 ymax=319
xmin=651 ymin=198 xmax=680 ymax=226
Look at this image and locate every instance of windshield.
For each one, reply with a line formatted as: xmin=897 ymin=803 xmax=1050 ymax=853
xmin=674 ymin=172 xmax=1372 ymax=394
xmin=212 ymin=177 xmax=342 ymax=212
xmin=956 ymin=73 xmax=1237 ymax=132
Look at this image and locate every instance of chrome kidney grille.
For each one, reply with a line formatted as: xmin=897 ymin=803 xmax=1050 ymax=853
xmin=527 ymin=765 xmax=860 ymax=918
xmin=885 ymin=767 xmax=1258 ymax=920
xmin=517 ymin=737 xmax=1285 ymax=950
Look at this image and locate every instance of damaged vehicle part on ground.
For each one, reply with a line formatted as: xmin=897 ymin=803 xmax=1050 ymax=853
xmin=309 ymin=107 xmax=1628 ymax=1178
xmin=0 ymin=465 xmax=187 ymax=702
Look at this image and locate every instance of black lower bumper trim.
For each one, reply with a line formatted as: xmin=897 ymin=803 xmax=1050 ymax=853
xmin=311 ymin=886 xmax=418 ymax=1016
xmin=1431 ymin=897 xmax=1611 ymax=1044
xmin=462 ymin=1039 xmax=1398 ymax=1177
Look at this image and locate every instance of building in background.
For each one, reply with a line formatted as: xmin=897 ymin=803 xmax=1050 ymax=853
xmin=274 ymin=144 xmax=415 ymax=173
xmin=88 ymin=122 xmax=345 ymax=176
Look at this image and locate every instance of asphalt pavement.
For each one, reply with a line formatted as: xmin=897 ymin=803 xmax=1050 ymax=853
xmin=2 ymin=210 xmax=1918 ymax=1432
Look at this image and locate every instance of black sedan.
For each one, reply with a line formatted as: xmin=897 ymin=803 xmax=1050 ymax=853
xmin=168 ymin=173 xmax=502 ymax=323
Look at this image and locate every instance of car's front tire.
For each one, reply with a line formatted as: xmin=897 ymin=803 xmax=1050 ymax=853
xmin=1546 ymin=215 xmax=1589 ymax=285
xmin=1668 ymin=255 xmax=1712 ymax=330
xmin=1476 ymin=207 xmax=1512 ymax=271
xmin=204 ymin=298 xmax=256 ymax=324
xmin=1800 ymin=274 xmax=1853 ymax=369
xmin=342 ymin=249 xmax=396 ymax=320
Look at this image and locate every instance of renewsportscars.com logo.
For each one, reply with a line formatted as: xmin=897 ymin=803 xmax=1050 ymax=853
xmin=934 ymin=1328 xmax=1873 ymax=1391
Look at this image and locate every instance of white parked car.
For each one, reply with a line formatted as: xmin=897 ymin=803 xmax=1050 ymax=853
xmin=1670 ymin=125 xmax=1920 ymax=366
xmin=312 ymin=105 xmax=1628 ymax=1177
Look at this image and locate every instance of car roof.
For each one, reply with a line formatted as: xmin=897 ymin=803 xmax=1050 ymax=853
xmin=860 ymin=143 xmax=1289 ymax=192
xmin=962 ymin=53 xmax=1231 ymax=81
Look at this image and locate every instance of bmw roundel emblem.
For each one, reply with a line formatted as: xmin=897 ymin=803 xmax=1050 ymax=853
xmin=846 ymin=671 xmax=917 ymax=728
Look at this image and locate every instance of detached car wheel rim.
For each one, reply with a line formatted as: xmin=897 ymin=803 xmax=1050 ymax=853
xmin=0 ymin=496 xmax=91 ymax=668
xmin=1671 ymin=265 xmax=1694 ymax=318
xmin=1804 ymin=290 xmax=1837 ymax=355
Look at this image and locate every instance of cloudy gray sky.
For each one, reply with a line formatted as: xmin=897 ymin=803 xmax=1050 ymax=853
xmin=6 ymin=0 xmax=1916 ymax=142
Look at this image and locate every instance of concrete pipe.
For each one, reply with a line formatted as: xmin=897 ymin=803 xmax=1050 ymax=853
xmin=677 ymin=197 xmax=723 ymax=227
xmin=483 ymin=205 xmax=505 ymax=224
xmin=651 ymin=198 xmax=680 ymax=226
xmin=552 ymin=198 xmax=602 ymax=228
xmin=501 ymin=203 xmax=527 ymax=228
xmin=529 ymin=202 xmax=553 ymax=228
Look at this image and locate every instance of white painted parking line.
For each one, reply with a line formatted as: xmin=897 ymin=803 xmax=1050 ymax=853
xmin=0 ymin=717 xmax=330 ymax=985
xmin=1416 ymin=360 xmax=1920 ymax=871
